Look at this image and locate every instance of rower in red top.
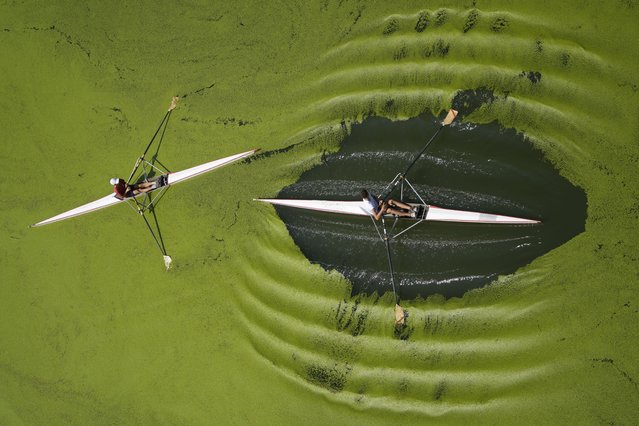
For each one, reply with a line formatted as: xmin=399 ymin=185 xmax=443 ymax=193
xmin=110 ymin=178 xmax=129 ymax=199
xmin=110 ymin=178 xmax=155 ymax=200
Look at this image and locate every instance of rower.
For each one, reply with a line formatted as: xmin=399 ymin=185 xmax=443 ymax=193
xmin=110 ymin=177 xmax=154 ymax=200
xmin=360 ymin=189 xmax=415 ymax=220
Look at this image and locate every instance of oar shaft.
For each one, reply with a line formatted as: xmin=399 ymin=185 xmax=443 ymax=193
xmin=400 ymin=125 xmax=443 ymax=179
xmin=381 ymin=218 xmax=398 ymax=301
xmin=380 ymin=126 xmax=442 ymax=203
xmin=127 ymin=108 xmax=173 ymax=185
xmin=380 ymin=109 xmax=457 ymax=203
xmin=141 ymin=210 xmax=168 ymax=256
xmin=142 ymin=109 xmax=172 ymax=158
xmin=384 ymin=237 xmax=398 ymax=300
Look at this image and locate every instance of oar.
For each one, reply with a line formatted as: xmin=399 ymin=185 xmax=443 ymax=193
xmin=127 ymin=97 xmax=179 ymax=185
xmin=151 ymin=97 xmax=179 ymax=166
xmin=380 ymin=108 xmax=458 ymax=202
xmin=140 ymin=207 xmax=173 ymax=270
xmin=380 ymin=217 xmax=409 ymax=326
xmin=131 ymin=97 xmax=179 ymax=270
xmin=381 ymin=219 xmax=398 ymax=298
xmin=142 ymin=96 xmax=179 ymax=159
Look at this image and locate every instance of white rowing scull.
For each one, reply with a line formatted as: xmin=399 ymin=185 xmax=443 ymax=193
xmin=31 ymin=97 xmax=259 ymax=269
xmin=256 ymin=198 xmax=539 ymax=225
xmin=32 ymin=149 xmax=259 ymax=228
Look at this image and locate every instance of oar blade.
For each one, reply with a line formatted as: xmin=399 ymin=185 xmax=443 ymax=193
xmin=394 ymin=304 xmax=407 ymax=326
xmin=163 ymin=255 xmax=173 ymax=270
xmin=168 ymin=96 xmax=179 ymax=111
xmin=442 ymin=109 xmax=458 ymax=126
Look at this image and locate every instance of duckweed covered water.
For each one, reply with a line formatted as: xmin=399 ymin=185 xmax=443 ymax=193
xmin=1 ymin=1 xmax=638 ymax=424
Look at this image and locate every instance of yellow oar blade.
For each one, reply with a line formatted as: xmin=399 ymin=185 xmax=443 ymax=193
xmin=442 ymin=108 xmax=458 ymax=126
xmin=394 ymin=304 xmax=406 ymax=326
xmin=163 ymin=255 xmax=173 ymax=270
xmin=168 ymin=96 xmax=179 ymax=111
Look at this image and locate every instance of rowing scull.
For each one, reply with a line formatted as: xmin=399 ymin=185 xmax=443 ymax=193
xmin=256 ymin=198 xmax=539 ymax=225
xmin=31 ymin=96 xmax=260 ymax=270
xmin=32 ymin=149 xmax=259 ymax=227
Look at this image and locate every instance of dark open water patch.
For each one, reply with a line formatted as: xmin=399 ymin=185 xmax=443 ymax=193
xmin=274 ymin=115 xmax=586 ymax=299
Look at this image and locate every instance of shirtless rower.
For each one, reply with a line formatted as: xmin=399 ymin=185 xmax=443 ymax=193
xmin=360 ymin=189 xmax=415 ymax=220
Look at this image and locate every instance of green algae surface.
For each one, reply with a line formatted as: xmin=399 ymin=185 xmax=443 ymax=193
xmin=1 ymin=1 xmax=638 ymax=424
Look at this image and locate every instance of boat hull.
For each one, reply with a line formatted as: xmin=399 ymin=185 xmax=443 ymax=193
xmin=256 ymin=199 xmax=540 ymax=225
xmin=32 ymin=149 xmax=258 ymax=227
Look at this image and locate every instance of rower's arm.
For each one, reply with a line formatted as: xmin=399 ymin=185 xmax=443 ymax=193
xmin=372 ymin=206 xmax=384 ymax=221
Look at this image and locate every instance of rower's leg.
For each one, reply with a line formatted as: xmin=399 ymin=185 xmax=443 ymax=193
xmin=138 ymin=181 xmax=154 ymax=193
xmin=386 ymin=207 xmax=412 ymax=217
xmin=387 ymin=200 xmax=415 ymax=217
xmin=388 ymin=199 xmax=413 ymax=211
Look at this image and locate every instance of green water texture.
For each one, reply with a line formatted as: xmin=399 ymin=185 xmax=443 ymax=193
xmin=1 ymin=1 xmax=638 ymax=424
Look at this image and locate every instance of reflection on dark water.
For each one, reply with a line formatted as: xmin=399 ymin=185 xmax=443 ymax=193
xmin=276 ymin=115 xmax=586 ymax=299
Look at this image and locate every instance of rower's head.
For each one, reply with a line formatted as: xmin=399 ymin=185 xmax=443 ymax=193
xmin=361 ymin=189 xmax=369 ymax=200
xmin=110 ymin=178 xmax=119 ymax=185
